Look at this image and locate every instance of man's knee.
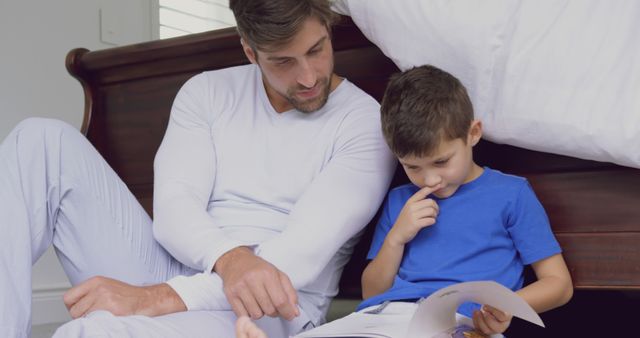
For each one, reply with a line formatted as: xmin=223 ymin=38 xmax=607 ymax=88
xmin=53 ymin=314 xmax=112 ymax=338
xmin=52 ymin=310 xmax=196 ymax=338
xmin=52 ymin=311 xmax=138 ymax=338
xmin=14 ymin=117 xmax=78 ymax=136
xmin=8 ymin=118 xmax=86 ymax=157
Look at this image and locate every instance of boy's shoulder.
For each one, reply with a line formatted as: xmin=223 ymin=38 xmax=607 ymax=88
xmin=478 ymin=168 xmax=538 ymax=204
xmin=483 ymin=168 xmax=531 ymax=192
xmin=483 ymin=167 xmax=527 ymax=186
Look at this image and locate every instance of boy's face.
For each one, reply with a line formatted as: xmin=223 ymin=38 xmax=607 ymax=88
xmin=241 ymin=17 xmax=336 ymax=113
xmin=398 ymin=121 xmax=483 ymax=199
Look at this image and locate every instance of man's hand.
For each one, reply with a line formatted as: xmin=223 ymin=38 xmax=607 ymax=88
xmin=387 ymin=184 xmax=442 ymax=246
xmin=215 ymin=246 xmax=299 ymax=321
xmin=63 ymin=276 xmax=186 ymax=319
xmin=472 ymin=305 xmax=513 ymax=335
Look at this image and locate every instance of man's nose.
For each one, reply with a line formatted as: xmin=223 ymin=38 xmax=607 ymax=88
xmin=296 ymin=60 xmax=317 ymax=88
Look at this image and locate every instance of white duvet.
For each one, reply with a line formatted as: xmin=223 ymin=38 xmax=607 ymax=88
xmin=332 ymin=0 xmax=640 ymax=168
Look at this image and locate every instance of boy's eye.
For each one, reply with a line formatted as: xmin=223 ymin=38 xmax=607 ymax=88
xmin=434 ymin=159 xmax=449 ymax=166
xmin=277 ymin=59 xmax=293 ymax=66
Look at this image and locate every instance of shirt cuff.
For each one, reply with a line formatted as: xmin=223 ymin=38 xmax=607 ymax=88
xmin=165 ymin=273 xmax=230 ymax=311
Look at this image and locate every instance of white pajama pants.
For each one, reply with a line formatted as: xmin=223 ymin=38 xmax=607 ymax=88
xmin=0 ymin=118 xmax=304 ymax=338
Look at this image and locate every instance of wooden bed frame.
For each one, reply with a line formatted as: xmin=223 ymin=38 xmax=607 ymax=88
xmin=66 ymin=17 xmax=639 ymax=336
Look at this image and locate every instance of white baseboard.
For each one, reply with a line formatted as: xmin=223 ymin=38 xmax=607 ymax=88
xmin=32 ymin=285 xmax=71 ymax=326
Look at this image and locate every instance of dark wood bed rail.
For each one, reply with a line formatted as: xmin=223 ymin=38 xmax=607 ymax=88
xmin=65 ymin=17 xmax=640 ymax=323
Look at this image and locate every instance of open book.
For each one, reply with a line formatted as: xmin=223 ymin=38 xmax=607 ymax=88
xmin=295 ymin=281 xmax=544 ymax=338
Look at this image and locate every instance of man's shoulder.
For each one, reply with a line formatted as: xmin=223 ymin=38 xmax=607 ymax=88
xmin=179 ymin=64 xmax=256 ymax=94
xmin=322 ymin=79 xmax=383 ymax=139
xmin=328 ymin=79 xmax=380 ymax=114
xmin=195 ymin=64 xmax=255 ymax=84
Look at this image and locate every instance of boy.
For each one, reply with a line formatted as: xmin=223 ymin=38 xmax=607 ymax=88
xmin=359 ymin=64 xmax=574 ymax=336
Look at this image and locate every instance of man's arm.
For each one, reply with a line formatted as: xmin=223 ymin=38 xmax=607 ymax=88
xmin=153 ymin=74 xmax=245 ymax=274
xmin=254 ymin=109 xmax=396 ymax=292
xmin=206 ymin=104 xmax=395 ymax=320
xmin=153 ymin=72 xmax=303 ymax=320
xmin=152 ymin=71 xmax=308 ymax=320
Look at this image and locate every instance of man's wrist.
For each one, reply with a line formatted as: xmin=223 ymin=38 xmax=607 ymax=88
xmin=141 ymin=283 xmax=187 ymax=316
xmin=213 ymin=246 xmax=254 ymax=276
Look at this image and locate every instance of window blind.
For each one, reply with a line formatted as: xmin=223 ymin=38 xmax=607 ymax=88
xmin=158 ymin=0 xmax=236 ymax=39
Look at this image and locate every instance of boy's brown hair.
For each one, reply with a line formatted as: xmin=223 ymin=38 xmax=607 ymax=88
xmin=380 ymin=65 xmax=474 ymax=158
xmin=229 ymin=0 xmax=338 ymax=53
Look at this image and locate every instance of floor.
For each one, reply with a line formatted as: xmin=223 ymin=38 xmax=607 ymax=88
xmin=32 ymin=323 xmax=62 ymax=338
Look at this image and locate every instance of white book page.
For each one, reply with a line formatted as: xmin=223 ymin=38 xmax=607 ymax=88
xmin=296 ymin=281 xmax=543 ymax=338
xmin=407 ymin=281 xmax=543 ymax=338
xmin=295 ymin=306 xmax=413 ymax=338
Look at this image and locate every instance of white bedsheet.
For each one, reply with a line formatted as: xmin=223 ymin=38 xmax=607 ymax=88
xmin=333 ymin=0 xmax=640 ymax=168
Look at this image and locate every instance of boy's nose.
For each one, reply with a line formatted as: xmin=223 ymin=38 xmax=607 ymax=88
xmin=424 ymin=174 xmax=442 ymax=188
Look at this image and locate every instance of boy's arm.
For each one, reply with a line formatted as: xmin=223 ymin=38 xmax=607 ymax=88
xmin=361 ymin=235 xmax=406 ymax=299
xmin=472 ymin=253 xmax=572 ymax=335
xmin=516 ymin=253 xmax=574 ymax=313
xmin=362 ymin=184 xmax=442 ymax=299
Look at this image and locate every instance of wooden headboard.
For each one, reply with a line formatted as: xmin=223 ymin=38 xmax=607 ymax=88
xmin=66 ymin=17 xmax=639 ymax=336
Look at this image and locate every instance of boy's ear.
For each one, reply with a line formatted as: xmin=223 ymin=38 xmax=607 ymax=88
xmin=468 ymin=120 xmax=483 ymax=146
xmin=240 ymin=38 xmax=258 ymax=64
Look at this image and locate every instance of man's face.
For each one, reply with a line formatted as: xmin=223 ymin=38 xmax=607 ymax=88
xmin=243 ymin=17 xmax=335 ymax=113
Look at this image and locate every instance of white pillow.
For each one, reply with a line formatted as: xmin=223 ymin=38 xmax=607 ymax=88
xmin=333 ymin=0 xmax=640 ymax=169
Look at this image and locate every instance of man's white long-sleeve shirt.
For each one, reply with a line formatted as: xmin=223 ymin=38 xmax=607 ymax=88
xmin=152 ymin=64 xmax=395 ymax=324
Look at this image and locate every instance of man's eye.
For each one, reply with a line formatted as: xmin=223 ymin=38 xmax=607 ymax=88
xmin=277 ymin=59 xmax=292 ymax=66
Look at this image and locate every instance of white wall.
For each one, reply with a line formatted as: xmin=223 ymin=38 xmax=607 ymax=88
xmin=0 ymin=0 xmax=154 ymax=326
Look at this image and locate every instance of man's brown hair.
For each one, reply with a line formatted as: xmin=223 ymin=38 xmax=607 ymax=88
xmin=229 ymin=0 xmax=338 ymax=52
xmin=380 ymin=65 xmax=474 ymax=158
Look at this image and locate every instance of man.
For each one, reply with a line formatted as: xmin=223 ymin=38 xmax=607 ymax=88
xmin=0 ymin=0 xmax=395 ymax=337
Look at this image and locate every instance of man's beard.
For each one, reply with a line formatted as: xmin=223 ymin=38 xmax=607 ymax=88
xmin=286 ymin=76 xmax=331 ymax=113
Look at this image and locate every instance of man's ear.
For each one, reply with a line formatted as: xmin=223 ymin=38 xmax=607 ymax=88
xmin=240 ymin=38 xmax=257 ymax=64
xmin=468 ymin=120 xmax=483 ymax=146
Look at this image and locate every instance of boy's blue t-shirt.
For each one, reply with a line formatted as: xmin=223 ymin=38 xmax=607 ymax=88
xmin=357 ymin=167 xmax=561 ymax=316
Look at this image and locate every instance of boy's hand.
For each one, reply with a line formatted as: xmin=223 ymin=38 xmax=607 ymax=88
xmin=387 ymin=184 xmax=442 ymax=246
xmin=472 ymin=305 xmax=512 ymax=335
xmin=235 ymin=316 xmax=268 ymax=338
